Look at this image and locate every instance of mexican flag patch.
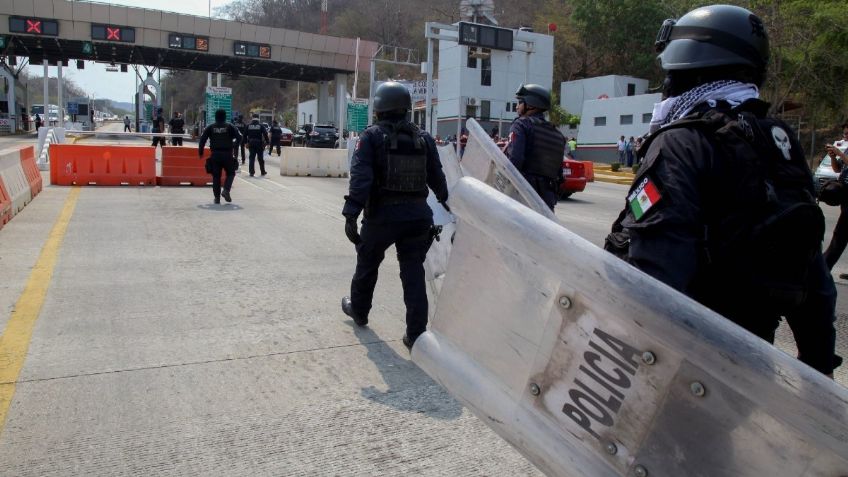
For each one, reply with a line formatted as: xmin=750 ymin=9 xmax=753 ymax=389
xmin=628 ymin=177 xmax=662 ymax=221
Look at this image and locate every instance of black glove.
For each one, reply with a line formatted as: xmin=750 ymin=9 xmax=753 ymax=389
xmin=440 ymin=200 xmax=451 ymax=214
xmin=344 ymin=215 xmax=361 ymax=245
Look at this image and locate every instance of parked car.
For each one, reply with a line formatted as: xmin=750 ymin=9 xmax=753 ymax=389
xmin=559 ymin=158 xmax=587 ymax=199
xmin=280 ymin=127 xmax=294 ymax=147
xmin=307 ymin=124 xmax=339 ymax=148
xmin=814 ymin=140 xmax=847 ymax=193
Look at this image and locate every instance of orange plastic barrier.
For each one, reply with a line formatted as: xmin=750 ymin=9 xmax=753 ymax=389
xmin=159 ymin=147 xmax=228 ymax=187
xmin=0 ymin=175 xmax=11 ymax=229
xmin=50 ymin=145 xmax=156 ymax=186
xmin=583 ymin=161 xmax=595 ymax=182
xmin=19 ymin=146 xmax=42 ymax=197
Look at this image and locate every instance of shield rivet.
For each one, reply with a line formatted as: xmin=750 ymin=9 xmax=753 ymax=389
xmin=690 ymin=381 xmax=706 ymax=397
xmin=558 ymin=296 xmax=572 ymax=309
xmin=605 ymin=442 xmax=618 ymax=455
xmin=641 ymin=351 xmax=656 ymax=365
xmin=634 ymin=464 xmax=648 ymax=477
xmin=529 ymin=383 xmax=541 ymax=396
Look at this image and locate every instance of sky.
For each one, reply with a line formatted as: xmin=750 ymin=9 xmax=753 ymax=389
xmin=25 ymin=0 xmax=229 ymax=104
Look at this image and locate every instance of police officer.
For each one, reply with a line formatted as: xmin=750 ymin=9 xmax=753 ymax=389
xmin=605 ymin=5 xmax=839 ymax=377
xmin=245 ymin=114 xmax=270 ymax=176
xmin=340 ymin=81 xmax=449 ymax=350
xmin=169 ymin=111 xmax=185 ymax=146
xmin=198 ymin=109 xmax=242 ymax=204
xmin=268 ymin=120 xmax=283 ymax=156
xmin=151 ymin=107 xmax=167 ymax=147
xmin=234 ymin=115 xmax=248 ymax=164
xmin=505 ymin=84 xmax=566 ymax=211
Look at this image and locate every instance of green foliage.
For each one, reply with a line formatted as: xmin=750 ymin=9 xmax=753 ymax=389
xmin=610 ymin=162 xmax=621 ymax=172
xmin=632 ymin=163 xmax=641 ymax=175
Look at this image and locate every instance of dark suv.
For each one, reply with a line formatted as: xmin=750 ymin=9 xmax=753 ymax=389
xmin=306 ymin=124 xmax=339 ymax=148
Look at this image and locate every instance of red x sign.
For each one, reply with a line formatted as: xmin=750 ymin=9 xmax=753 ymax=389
xmin=106 ymin=27 xmax=120 ymax=41
xmin=26 ymin=20 xmax=41 ymax=34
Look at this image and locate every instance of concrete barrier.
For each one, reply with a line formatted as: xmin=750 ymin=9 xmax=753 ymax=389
xmin=280 ymin=147 xmax=349 ymax=178
xmin=0 ymin=146 xmax=37 ymax=218
xmin=36 ymin=127 xmax=66 ymax=171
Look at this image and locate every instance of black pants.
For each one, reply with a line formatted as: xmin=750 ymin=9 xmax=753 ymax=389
xmin=269 ymin=140 xmax=281 ymax=156
xmin=123 ymin=125 xmax=131 ymax=132
xmin=171 ymin=136 xmax=183 ymax=146
xmin=210 ymin=153 xmax=236 ymax=200
xmin=238 ymin=142 xmax=246 ymax=163
xmin=824 ymin=202 xmax=848 ymax=269
xmin=151 ymin=134 xmax=166 ymax=147
xmin=350 ymin=219 xmax=434 ymax=340
xmin=249 ymin=143 xmax=266 ymax=175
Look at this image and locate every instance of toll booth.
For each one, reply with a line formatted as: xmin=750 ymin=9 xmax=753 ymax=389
xmin=67 ymin=97 xmax=94 ymax=131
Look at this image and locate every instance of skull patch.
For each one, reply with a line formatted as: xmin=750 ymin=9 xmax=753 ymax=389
xmin=772 ymin=126 xmax=792 ymax=160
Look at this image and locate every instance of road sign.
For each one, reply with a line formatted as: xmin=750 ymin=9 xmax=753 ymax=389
xmin=205 ymin=86 xmax=232 ymax=125
xmin=0 ymin=36 xmax=5 ymax=49
xmin=67 ymin=102 xmax=78 ymax=115
xmin=82 ymin=41 xmax=93 ymax=55
xmin=346 ymin=101 xmax=368 ymax=133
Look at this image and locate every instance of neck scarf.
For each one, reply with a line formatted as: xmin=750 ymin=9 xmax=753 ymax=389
xmin=649 ymin=80 xmax=759 ymax=133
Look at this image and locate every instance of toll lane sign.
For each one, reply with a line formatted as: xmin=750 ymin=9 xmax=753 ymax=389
xmin=346 ymin=100 xmax=368 ymax=133
xmin=205 ymin=86 xmax=232 ymax=125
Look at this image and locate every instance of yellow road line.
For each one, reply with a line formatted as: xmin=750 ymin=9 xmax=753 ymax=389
xmin=0 ymin=187 xmax=80 ymax=435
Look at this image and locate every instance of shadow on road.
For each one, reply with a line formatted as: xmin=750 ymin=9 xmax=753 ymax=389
xmin=345 ymin=320 xmax=463 ymax=421
xmin=197 ymin=203 xmax=244 ymax=211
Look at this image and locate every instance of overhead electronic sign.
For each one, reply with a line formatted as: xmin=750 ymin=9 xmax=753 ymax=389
xmin=91 ymin=24 xmax=135 ymax=43
xmin=9 ymin=17 xmax=59 ymax=36
xmin=234 ymin=41 xmax=271 ymax=59
xmin=169 ymin=33 xmax=209 ymax=52
xmin=458 ymin=22 xmax=513 ymax=51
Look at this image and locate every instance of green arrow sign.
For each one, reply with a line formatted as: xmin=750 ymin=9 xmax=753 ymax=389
xmin=82 ymin=41 xmax=93 ymax=55
xmin=0 ymin=37 xmax=6 ymax=50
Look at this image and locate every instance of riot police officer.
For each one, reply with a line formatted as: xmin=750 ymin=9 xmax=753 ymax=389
xmin=268 ymin=120 xmax=283 ymax=156
xmin=169 ymin=111 xmax=185 ymax=146
xmin=605 ymin=5 xmax=839 ymax=377
xmin=505 ymin=84 xmax=566 ymax=211
xmin=151 ymin=107 xmax=167 ymax=147
xmin=234 ymin=115 xmax=247 ymax=164
xmin=340 ymin=81 xmax=449 ymax=350
xmin=245 ymin=114 xmax=270 ymax=176
xmin=198 ymin=109 xmax=242 ymax=204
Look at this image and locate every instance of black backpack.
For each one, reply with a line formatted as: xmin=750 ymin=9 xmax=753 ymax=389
xmin=614 ymin=104 xmax=824 ymax=307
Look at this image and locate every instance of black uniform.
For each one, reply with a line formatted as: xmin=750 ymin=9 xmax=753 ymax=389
xmin=269 ymin=124 xmax=283 ymax=156
xmin=505 ymin=112 xmax=566 ymax=210
xmin=342 ymin=120 xmax=449 ymax=343
xmin=169 ymin=116 xmax=185 ymax=146
xmin=199 ymin=121 xmax=242 ymax=202
xmin=606 ymin=99 xmax=839 ymax=376
xmin=245 ymin=120 xmax=270 ymax=176
xmin=234 ymin=119 xmax=247 ymax=163
xmin=151 ymin=114 xmax=167 ymax=147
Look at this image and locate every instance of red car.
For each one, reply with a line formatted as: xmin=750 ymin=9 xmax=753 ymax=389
xmin=280 ymin=127 xmax=294 ymax=147
xmin=559 ymin=158 xmax=587 ymax=199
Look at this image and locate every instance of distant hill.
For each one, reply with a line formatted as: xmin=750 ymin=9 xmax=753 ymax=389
xmin=104 ymin=100 xmax=133 ymax=112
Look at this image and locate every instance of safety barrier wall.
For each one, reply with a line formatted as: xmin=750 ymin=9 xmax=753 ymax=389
xmin=36 ymin=127 xmax=66 ymax=171
xmin=49 ymin=144 xmax=156 ymax=186
xmin=280 ymin=147 xmax=349 ymax=178
xmin=0 ymin=146 xmax=40 ymax=230
xmin=159 ymin=147 xmax=216 ymax=187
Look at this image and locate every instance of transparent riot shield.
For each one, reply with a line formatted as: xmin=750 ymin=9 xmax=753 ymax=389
xmin=424 ymin=119 xmax=558 ymax=317
xmin=415 ymin=177 xmax=848 ymax=477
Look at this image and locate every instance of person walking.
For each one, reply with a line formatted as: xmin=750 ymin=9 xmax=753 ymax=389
xmin=123 ymin=115 xmax=131 ymax=132
xmin=245 ymin=114 xmax=269 ymax=176
xmin=169 ymin=112 xmax=185 ymax=146
xmin=340 ymin=81 xmax=449 ymax=350
xmin=234 ymin=115 xmax=248 ymax=164
xmin=198 ymin=109 xmax=242 ymax=204
xmin=505 ymin=83 xmax=566 ymax=211
xmin=151 ymin=108 xmax=167 ymax=147
xmin=605 ymin=4 xmax=839 ymax=377
xmin=268 ymin=120 xmax=283 ymax=156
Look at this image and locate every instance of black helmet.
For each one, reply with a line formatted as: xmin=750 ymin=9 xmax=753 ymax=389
xmin=655 ymin=5 xmax=769 ymax=72
xmin=515 ymin=84 xmax=551 ymax=111
xmin=373 ymin=82 xmax=411 ymax=113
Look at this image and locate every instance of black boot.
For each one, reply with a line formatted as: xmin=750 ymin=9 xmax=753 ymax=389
xmin=214 ymin=196 xmax=220 ymax=204
xmin=341 ymin=296 xmax=367 ymax=326
xmin=221 ymin=188 xmax=232 ymax=203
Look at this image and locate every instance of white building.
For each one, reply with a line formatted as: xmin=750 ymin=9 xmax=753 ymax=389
xmin=436 ymin=25 xmax=554 ymax=138
xmin=560 ymin=75 xmax=661 ymax=162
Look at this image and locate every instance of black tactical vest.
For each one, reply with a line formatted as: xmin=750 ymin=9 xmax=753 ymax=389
xmin=378 ymin=121 xmax=428 ymax=193
xmin=270 ymin=126 xmax=283 ymax=139
xmin=209 ymin=123 xmax=234 ymax=151
xmin=246 ymin=122 xmax=263 ymax=142
xmin=171 ymin=117 xmax=185 ymax=133
xmin=522 ymin=117 xmax=566 ymax=180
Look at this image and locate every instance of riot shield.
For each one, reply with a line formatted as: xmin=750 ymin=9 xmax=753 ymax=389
xmin=414 ymin=177 xmax=848 ymax=477
xmin=424 ymin=144 xmax=461 ymax=307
